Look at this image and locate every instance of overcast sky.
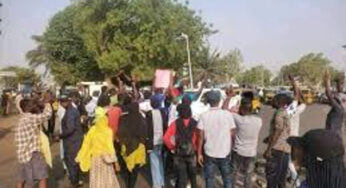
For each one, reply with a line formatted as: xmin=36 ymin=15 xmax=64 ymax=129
xmin=1 ymin=0 xmax=346 ymax=72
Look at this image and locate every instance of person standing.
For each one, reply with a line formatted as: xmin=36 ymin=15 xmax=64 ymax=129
xmin=288 ymin=129 xmax=346 ymax=188
xmin=55 ymin=95 xmax=84 ymax=187
xmin=286 ymin=75 xmax=306 ymax=187
xmin=76 ymin=96 xmax=121 ymax=188
xmin=222 ymin=86 xmax=241 ymax=113
xmin=324 ymin=71 xmax=346 ymax=164
xmin=117 ymin=100 xmax=147 ymax=188
xmin=163 ymin=103 xmax=198 ymax=188
xmin=145 ymin=96 xmax=167 ymax=188
xmin=197 ymin=91 xmax=236 ymax=188
xmin=264 ymin=94 xmax=292 ymax=188
xmin=231 ymin=98 xmax=262 ymax=188
xmin=14 ymin=98 xmax=52 ymax=188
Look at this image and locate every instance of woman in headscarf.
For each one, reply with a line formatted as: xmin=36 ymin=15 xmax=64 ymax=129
xmin=76 ymin=95 xmax=120 ymax=188
xmin=117 ymin=95 xmax=147 ymax=188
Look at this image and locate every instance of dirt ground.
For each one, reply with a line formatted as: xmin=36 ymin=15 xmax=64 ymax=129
xmin=0 ymin=104 xmax=329 ymax=188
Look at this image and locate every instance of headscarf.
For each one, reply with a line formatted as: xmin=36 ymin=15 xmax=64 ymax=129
xmin=75 ymin=107 xmax=115 ymax=172
xmin=117 ymin=102 xmax=147 ymax=156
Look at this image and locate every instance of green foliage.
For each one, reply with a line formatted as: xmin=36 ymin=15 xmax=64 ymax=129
xmin=277 ymin=53 xmax=340 ymax=86
xmin=27 ymin=0 xmax=213 ymax=83
xmin=1 ymin=66 xmax=40 ymax=86
xmin=194 ymin=46 xmax=243 ymax=83
xmin=237 ymin=65 xmax=272 ymax=86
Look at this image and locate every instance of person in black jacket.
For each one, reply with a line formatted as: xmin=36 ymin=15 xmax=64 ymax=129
xmin=145 ymin=96 xmax=168 ymax=188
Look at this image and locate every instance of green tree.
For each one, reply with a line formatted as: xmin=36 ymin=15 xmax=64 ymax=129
xmin=278 ymin=53 xmax=340 ymax=87
xmin=27 ymin=6 xmax=103 ymax=85
xmin=193 ymin=47 xmax=243 ymax=83
xmin=237 ymin=65 xmax=272 ymax=86
xmin=76 ymin=0 xmax=213 ymax=80
xmin=1 ymin=66 xmax=40 ymax=86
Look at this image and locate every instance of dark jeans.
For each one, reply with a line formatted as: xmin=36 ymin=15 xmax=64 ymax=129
xmin=204 ymin=155 xmax=232 ymax=188
xmin=174 ymin=155 xmax=197 ymax=188
xmin=230 ymin=151 xmax=255 ymax=188
xmin=266 ymin=149 xmax=289 ymax=188
xmin=124 ymin=166 xmax=140 ymax=188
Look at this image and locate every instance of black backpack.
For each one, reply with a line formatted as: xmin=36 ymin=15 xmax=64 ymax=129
xmin=175 ymin=118 xmax=197 ymax=157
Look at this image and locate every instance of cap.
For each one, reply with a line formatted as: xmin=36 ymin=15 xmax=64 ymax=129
xmin=206 ymin=90 xmax=221 ymax=104
xmin=288 ymin=129 xmax=344 ymax=161
xmin=58 ymin=94 xmax=70 ymax=102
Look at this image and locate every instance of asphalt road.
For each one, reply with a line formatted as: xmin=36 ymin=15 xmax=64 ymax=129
xmin=0 ymin=104 xmax=330 ymax=188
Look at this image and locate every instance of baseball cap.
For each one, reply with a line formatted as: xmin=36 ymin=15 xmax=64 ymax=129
xmin=287 ymin=129 xmax=344 ymax=161
xmin=206 ymin=90 xmax=221 ymax=104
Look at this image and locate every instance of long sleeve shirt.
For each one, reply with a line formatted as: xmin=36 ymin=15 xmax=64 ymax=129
xmin=14 ymin=104 xmax=52 ymax=163
xmin=163 ymin=118 xmax=198 ymax=151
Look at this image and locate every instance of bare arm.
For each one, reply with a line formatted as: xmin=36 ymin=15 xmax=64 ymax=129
xmin=324 ymin=71 xmax=333 ymax=102
xmin=197 ymin=129 xmax=204 ymax=166
xmin=289 ymin=74 xmax=300 ymax=101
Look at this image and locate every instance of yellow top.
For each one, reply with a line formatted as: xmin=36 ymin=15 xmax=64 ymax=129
xmin=121 ymin=143 xmax=146 ymax=172
xmin=75 ymin=107 xmax=115 ymax=172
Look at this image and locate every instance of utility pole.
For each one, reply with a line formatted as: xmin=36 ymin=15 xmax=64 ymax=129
xmin=181 ymin=33 xmax=194 ymax=89
xmin=0 ymin=1 xmax=2 ymax=36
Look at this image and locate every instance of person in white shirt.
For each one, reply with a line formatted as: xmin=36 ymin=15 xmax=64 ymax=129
xmin=197 ymin=91 xmax=236 ymax=188
xmin=286 ymin=75 xmax=306 ymax=187
xmin=231 ymin=98 xmax=262 ymax=188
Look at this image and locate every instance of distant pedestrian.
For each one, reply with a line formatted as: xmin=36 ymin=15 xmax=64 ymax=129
xmin=197 ymin=91 xmax=236 ymax=188
xmin=231 ymin=98 xmax=262 ymax=188
xmin=163 ymin=103 xmax=198 ymax=188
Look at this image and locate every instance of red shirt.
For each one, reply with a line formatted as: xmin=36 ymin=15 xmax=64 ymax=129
xmin=107 ymin=106 xmax=122 ymax=136
xmin=163 ymin=118 xmax=198 ymax=151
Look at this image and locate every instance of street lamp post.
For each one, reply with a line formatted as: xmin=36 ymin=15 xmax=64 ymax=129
xmin=181 ymin=33 xmax=194 ymax=89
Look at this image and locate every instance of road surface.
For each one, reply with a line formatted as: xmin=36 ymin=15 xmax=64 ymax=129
xmin=0 ymin=104 xmax=329 ymax=188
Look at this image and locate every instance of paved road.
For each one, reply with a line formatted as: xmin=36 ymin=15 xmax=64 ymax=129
xmin=0 ymin=104 xmax=329 ymax=188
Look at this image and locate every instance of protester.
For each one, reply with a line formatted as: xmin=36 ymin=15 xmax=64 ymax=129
xmin=14 ymin=97 xmax=52 ymax=188
xmin=324 ymin=71 xmax=346 ymax=163
xmin=106 ymin=93 xmax=122 ymax=138
xmin=288 ymin=129 xmax=346 ymax=188
xmin=286 ymin=75 xmax=306 ymax=187
xmin=15 ymin=91 xmax=23 ymax=114
xmin=55 ymin=94 xmax=84 ymax=187
xmin=76 ymin=95 xmax=121 ymax=188
xmin=222 ymin=86 xmax=241 ymax=113
xmin=117 ymin=98 xmax=147 ymax=188
xmin=197 ymin=90 xmax=236 ymax=188
xmin=145 ymin=96 xmax=168 ymax=188
xmin=231 ymin=98 xmax=262 ymax=188
xmin=264 ymin=93 xmax=293 ymax=188
xmin=324 ymin=71 xmax=345 ymax=135
xmin=163 ymin=103 xmax=198 ymax=188
xmin=86 ymin=91 xmax=99 ymax=125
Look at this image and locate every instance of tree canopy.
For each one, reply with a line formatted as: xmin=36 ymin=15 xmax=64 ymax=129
xmin=277 ymin=53 xmax=341 ymax=87
xmin=27 ymin=0 xmax=214 ymax=84
xmin=237 ymin=65 xmax=272 ymax=87
xmin=0 ymin=66 xmax=40 ymax=88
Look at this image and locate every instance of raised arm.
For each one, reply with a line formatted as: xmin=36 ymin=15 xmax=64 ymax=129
xmin=288 ymin=74 xmax=300 ymax=101
xmin=324 ymin=70 xmax=333 ymax=102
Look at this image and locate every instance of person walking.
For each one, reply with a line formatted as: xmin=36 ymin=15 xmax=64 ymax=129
xmin=197 ymin=91 xmax=236 ymax=188
xmin=163 ymin=103 xmax=198 ymax=188
xmin=264 ymin=94 xmax=293 ymax=188
xmin=76 ymin=95 xmax=120 ymax=188
xmin=231 ymin=98 xmax=262 ymax=188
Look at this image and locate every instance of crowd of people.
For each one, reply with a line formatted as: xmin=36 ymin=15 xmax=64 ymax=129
xmin=11 ymin=71 xmax=346 ymax=188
